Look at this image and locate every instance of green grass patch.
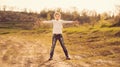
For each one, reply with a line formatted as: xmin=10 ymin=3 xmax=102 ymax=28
xmin=63 ymin=26 xmax=89 ymax=34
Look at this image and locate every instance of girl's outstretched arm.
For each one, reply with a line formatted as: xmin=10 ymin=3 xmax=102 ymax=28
xmin=42 ymin=20 xmax=53 ymax=23
xmin=61 ymin=20 xmax=74 ymax=23
xmin=62 ymin=20 xmax=79 ymax=24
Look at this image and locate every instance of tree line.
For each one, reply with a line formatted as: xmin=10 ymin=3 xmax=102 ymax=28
xmin=0 ymin=5 xmax=120 ymax=28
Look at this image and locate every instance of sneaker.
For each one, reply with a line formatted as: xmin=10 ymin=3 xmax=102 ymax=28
xmin=48 ymin=58 xmax=53 ymax=61
xmin=66 ymin=57 xmax=70 ymax=60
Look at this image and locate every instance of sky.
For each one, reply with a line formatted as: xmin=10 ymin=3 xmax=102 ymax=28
xmin=0 ymin=0 xmax=120 ymax=13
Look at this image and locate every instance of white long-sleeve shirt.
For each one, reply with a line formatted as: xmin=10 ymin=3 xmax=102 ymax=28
xmin=43 ymin=20 xmax=73 ymax=34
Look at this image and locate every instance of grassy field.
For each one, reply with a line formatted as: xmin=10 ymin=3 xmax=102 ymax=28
xmin=0 ymin=25 xmax=120 ymax=67
xmin=64 ymin=26 xmax=120 ymax=67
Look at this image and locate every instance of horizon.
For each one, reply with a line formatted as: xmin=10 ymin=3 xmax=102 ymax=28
xmin=0 ymin=0 xmax=120 ymax=14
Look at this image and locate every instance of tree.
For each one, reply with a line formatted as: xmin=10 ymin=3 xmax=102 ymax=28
xmin=72 ymin=10 xmax=79 ymax=20
xmin=110 ymin=5 xmax=120 ymax=27
xmin=47 ymin=13 xmax=51 ymax=20
xmin=39 ymin=10 xmax=47 ymax=19
xmin=2 ymin=5 xmax=7 ymax=11
xmin=115 ymin=5 xmax=120 ymax=16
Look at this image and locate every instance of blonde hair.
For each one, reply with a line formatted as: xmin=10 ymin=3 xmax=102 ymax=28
xmin=54 ymin=12 xmax=61 ymax=18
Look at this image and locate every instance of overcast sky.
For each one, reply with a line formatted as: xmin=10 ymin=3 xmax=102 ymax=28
xmin=0 ymin=0 xmax=120 ymax=13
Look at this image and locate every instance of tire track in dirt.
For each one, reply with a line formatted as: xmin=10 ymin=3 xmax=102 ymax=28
xmin=0 ymin=35 xmax=73 ymax=67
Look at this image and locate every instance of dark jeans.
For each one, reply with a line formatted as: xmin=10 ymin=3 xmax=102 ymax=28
xmin=50 ymin=34 xmax=69 ymax=58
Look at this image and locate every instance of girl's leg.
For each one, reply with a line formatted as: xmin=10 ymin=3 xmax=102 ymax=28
xmin=58 ymin=34 xmax=70 ymax=59
xmin=49 ymin=34 xmax=57 ymax=59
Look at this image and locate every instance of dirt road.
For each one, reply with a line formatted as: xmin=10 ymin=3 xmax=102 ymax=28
xmin=0 ymin=34 xmax=73 ymax=67
xmin=0 ymin=31 xmax=120 ymax=67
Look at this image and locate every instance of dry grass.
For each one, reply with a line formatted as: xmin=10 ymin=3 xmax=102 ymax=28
xmin=0 ymin=25 xmax=120 ymax=67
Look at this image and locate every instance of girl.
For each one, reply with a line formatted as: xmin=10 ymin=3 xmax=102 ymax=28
xmin=43 ymin=12 xmax=75 ymax=60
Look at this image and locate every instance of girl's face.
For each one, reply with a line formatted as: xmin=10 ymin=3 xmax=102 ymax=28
xmin=55 ymin=14 xmax=61 ymax=20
